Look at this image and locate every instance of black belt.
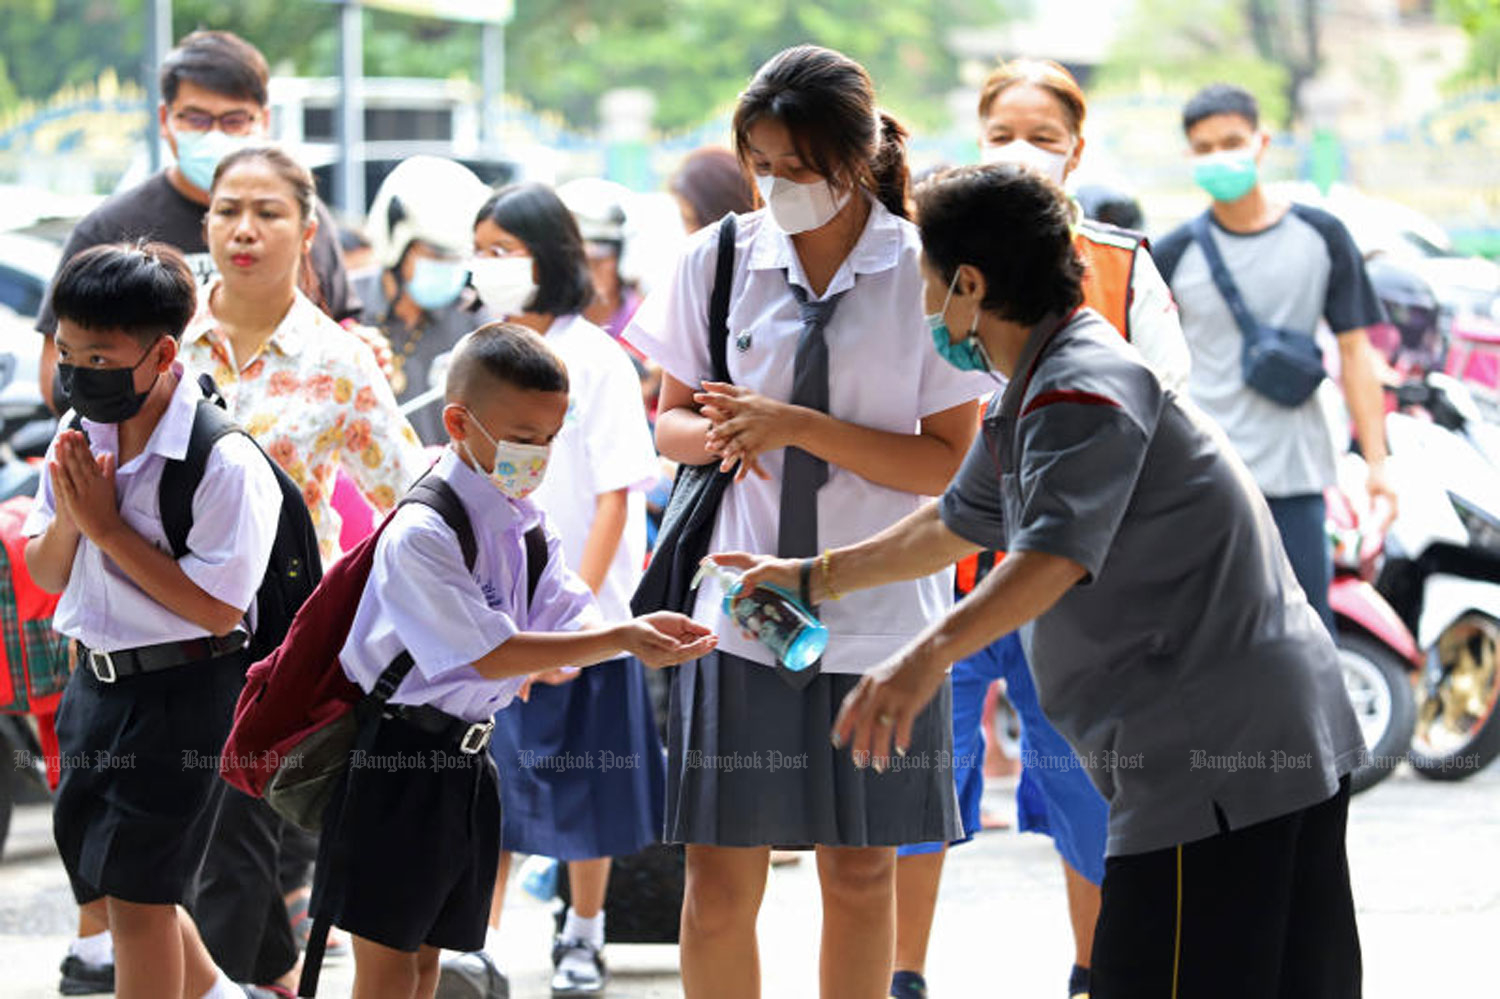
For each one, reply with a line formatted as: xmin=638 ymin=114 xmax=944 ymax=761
xmin=382 ymin=702 xmax=494 ymax=755
xmin=75 ymin=630 xmax=250 ymax=683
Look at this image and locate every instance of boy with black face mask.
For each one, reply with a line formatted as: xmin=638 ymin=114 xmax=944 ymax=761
xmin=23 ymin=242 xmax=284 ymax=999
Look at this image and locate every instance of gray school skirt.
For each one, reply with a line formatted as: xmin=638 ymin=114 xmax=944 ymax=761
xmin=664 ymin=650 xmax=963 ymax=848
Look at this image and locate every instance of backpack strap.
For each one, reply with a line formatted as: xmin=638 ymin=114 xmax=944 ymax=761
xmin=402 ymin=476 xmax=478 ymax=572
xmin=524 ymin=524 xmax=546 ymax=607
xmin=159 ymin=394 xmax=239 ymax=560
xmin=707 ymin=213 xmax=737 ymax=384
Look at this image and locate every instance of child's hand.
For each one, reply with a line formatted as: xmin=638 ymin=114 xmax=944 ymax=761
xmin=52 ymin=432 xmax=121 ymax=545
xmin=533 ymin=666 xmax=581 ymax=687
xmin=625 ymin=612 xmax=717 ymax=668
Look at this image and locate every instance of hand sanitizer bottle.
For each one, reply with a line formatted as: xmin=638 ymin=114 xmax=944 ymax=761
xmin=692 ymin=560 xmax=829 ymax=671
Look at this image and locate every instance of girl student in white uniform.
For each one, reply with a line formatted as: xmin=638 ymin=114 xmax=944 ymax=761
xmin=456 ymin=181 xmax=663 ymax=999
xmin=624 ymin=45 xmax=988 ymax=999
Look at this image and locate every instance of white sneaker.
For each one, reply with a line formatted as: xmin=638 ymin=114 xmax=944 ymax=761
xmin=550 ymin=936 xmax=607 ymax=998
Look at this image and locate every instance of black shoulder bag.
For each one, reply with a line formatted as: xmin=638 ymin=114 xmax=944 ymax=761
xmin=1190 ymin=212 xmax=1325 ymax=407
xmin=630 ymin=214 xmax=738 ymax=615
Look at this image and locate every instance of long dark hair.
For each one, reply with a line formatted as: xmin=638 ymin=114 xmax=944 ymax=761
xmin=210 ymin=145 xmax=325 ymax=312
xmin=732 ymin=45 xmax=912 ymax=220
xmin=474 ymin=183 xmax=594 ymax=318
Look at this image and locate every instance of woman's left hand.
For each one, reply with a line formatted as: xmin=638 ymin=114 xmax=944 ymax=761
xmin=695 ymin=381 xmax=805 ymax=482
xmin=831 ymin=646 xmax=948 ymax=773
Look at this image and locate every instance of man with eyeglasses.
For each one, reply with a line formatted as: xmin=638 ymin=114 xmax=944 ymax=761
xmin=35 ymin=29 xmax=359 ymax=414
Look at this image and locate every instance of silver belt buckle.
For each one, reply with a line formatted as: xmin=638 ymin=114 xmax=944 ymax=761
xmin=458 ymin=721 xmax=493 ymax=755
xmin=88 ymin=649 xmax=117 ymax=684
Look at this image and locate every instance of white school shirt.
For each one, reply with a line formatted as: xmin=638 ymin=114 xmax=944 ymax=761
xmin=527 ymin=314 xmax=659 ymax=625
xmin=624 ymin=200 xmax=991 ymax=674
xmin=338 ymin=448 xmax=601 ymax=723
xmin=23 ymin=364 xmax=281 ymax=652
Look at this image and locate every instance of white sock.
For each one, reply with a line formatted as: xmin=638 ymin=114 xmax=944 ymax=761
xmin=200 ymin=970 xmax=239 ymax=999
xmin=482 ymin=926 xmax=506 ymax=965
xmin=561 ymin=907 xmax=605 ymax=950
xmin=68 ymin=929 xmax=113 ymax=966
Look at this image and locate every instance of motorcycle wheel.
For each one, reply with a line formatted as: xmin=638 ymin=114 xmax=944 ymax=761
xmin=1410 ymin=612 xmax=1500 ymax=781
xmin=1338 ymin=634 xmax=1416 ymax=794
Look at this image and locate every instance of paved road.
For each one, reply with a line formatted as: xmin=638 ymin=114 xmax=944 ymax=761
xmin=3 ymin=763 xmax=1497 ymax=997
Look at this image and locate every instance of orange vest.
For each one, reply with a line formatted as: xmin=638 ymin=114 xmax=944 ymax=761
xmin=952 ymin=221 xmax=1146 ymax=597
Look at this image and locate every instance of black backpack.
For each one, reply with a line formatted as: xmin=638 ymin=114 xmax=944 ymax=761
xmin=159 ymin=374 xmax=323 ymax=661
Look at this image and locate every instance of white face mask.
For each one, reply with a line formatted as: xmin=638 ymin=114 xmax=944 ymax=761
xmin=755 ymin=174 xmax=851 ymax=234
xmin=980 ymin=139 xmax=1071 ymax=186
xmin=470 ymin=256 xmax=537 ymax=318
xmin=461 ymin=408 xmax=551 ymax=500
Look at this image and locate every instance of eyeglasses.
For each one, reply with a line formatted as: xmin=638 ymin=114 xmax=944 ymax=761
xmin=171 ymin=109 xmax=259 ymax=136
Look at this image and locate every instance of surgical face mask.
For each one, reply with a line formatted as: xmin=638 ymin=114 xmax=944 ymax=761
xmin=174 ymin=129 xmax=255 ymax=192
xmin=980 ymin=139 xmax=1071 ymax=186
xmin=926 ymin=270 xmax=993 ymax=374
xmin=408 ymin=256 xmax=469 ymax=311
xmin=1193 ymin=147 xmax=1259 ymax=203
xmin=461 ymin=408 xmax=551 ymax=500
xmin=58 ymin=339 xmax=165 ymax=424
xmin=470 ymin=256 xmax=537 ymax=317
xmin=755 ymin=174 xmax=851 ymax=235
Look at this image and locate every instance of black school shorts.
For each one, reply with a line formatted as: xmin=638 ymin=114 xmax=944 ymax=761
xmin=311 ymin=712 xmax=501 ymax=954
xmin=52 ymin=650 xmax=248 ymax=906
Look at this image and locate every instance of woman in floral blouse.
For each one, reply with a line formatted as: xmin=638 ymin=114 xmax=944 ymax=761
xmin=182 ymin=145 xmax=429 ymax=564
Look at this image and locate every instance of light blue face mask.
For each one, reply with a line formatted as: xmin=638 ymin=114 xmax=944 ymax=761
xmin=408 ymin=256 xmax=470 ymax=311
xmin=1193 ymin=148 xmax=1260 ymax=203
xmin=174 ymin=129 xmax=254 ymax=192
xmin=927 ymin=268 xmax=994 ymax=373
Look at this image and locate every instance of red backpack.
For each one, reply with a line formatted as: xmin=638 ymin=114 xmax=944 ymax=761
xmin=0 ymin=496 xmax=68 ymax=718
xmin=219 ymin=475 xmax=546 ymax=829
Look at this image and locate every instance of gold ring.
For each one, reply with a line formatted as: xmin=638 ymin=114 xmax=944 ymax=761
xmin=876 ymin=713 xmax=894 ymax=726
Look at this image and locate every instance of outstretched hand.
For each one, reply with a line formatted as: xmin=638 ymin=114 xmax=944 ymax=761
xmin=625 ymin=611 xmax=718 ymax=668
xmin=831 ymin=647 xmax=948 ymax=773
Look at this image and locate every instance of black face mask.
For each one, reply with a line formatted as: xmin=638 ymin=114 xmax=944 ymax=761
xmin=57 ymin=340 xmax=164 ymax=424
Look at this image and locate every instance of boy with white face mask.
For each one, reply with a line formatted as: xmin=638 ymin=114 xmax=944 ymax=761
xmin=326 ymin=322 xmax=714 ymax=999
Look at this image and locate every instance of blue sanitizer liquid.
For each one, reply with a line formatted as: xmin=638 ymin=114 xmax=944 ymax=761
xmin=694 ymin=561 xmax=829 ymax=670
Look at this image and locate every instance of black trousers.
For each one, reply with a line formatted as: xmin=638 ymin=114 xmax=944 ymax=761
xmin=1091 ymin=778 xmax=1360 ymax=999
xmin=192 ymin=788 xmax=301 ymax=984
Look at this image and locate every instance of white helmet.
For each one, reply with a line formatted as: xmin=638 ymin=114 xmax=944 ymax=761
xmin=557 ymin=177 xmax=631 ymax=245
xmin=367 ymin=156 xmax=492 ymax=271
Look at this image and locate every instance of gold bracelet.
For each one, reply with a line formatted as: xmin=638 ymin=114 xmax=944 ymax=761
xmin=820 ymin=548 xmax=841 ymax=601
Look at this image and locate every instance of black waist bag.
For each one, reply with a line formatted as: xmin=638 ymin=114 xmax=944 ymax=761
xmin=1191 ymin=212 xmax=1325 ymax=408
xmin=631 ymin=213 xmax=738 ymax=617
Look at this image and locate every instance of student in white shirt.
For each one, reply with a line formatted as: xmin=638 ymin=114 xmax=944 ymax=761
xmin=24 ymin=242 xmax=281 ymax=999
xmin=436 ymin=183 xmax=662 ymax=998
xmin=313 ymin=323 xmax=714 ymax=999
xmin=623 ymin=45 xmax=988 ymax=999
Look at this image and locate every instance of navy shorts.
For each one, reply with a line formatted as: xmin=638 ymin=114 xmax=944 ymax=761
xmin=312 ymin=712 xmax=500 ymax=954
xmin=898 ymin=633 xmax=1109 ymax=885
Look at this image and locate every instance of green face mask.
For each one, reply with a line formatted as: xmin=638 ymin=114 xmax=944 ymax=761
xmin=1193 ymin=149 xmax=1259 ymax=203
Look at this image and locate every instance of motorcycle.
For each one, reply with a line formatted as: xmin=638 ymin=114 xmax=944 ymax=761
xmin=1376 ymin=372 xmax=1500 ymax=780
xmin=1326 ymin=468 xmax=1423 ymax=793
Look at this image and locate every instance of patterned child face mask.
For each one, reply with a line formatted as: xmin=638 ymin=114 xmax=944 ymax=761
xmin=461 ymin=408 xmax=550 ymax=500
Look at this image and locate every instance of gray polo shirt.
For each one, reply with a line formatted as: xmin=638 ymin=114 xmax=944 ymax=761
xmin=940 ymin=309 xmax=1364 ymax=857
xmin=1155 ymin=205 xmax=1384 ymax=498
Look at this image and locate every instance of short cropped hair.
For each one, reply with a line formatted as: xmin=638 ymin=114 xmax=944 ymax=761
xmin=159 ymin=31 xmax=270 ymax=107
xmin=50 ymin=242 xmax=197 ymax=346
xmin=915 ymin=165 xmax=1083 ymax=327
xmin=446 ymin=322 xmax=569 ymax=403
xmin=1182 ymin=83 xmax=1259 ymax=134
xmin=474 ymin=184 xmax=595 ymax=318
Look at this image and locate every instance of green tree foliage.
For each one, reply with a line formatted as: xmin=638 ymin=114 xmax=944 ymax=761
xmin=1096 ymin=0 xmax=1300 ymax=127
xmin=1441 ymin=0 xmax=1500 ymax=87
xmin=0 ymin=0 xmax=1012 ymax=132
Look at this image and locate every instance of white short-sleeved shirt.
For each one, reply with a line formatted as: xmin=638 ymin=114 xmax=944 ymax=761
xmin=23 ymin=364 xmax=282 ymax=652
xmin=1124 ymin=249 xmax=1191 ymax=393
xmin=339 ymin=448 xmax=601 ymax=723
xmin=528 ymin=314 xmax=659 ymax=624
xmin=625 ymin=200 xmax=991 ymax=674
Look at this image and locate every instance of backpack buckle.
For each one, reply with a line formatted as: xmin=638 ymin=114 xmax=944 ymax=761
xmin=87 ymin=649 xmax=118 ymax=683
xmin=458 ymin=721 xmax=493 ymax=755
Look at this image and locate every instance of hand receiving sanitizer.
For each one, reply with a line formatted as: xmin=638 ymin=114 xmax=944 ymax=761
xmin=692 ymin=559 xmax=829 ymax=671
